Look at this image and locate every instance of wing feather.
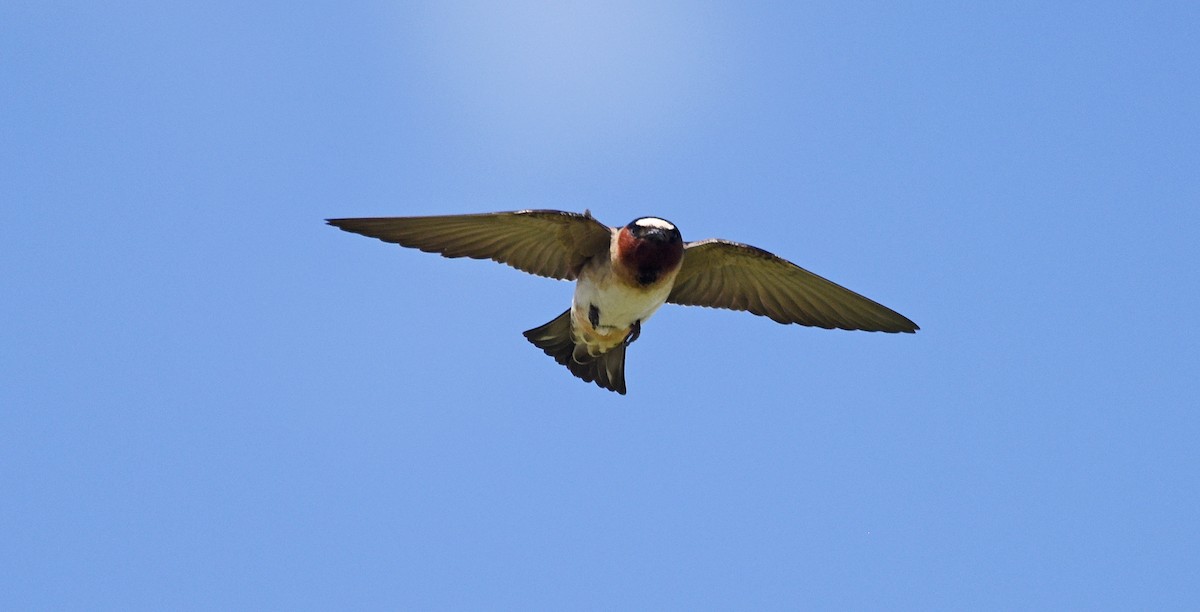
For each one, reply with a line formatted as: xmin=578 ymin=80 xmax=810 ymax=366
xmin=326 ymin=210 xmax=613 ymax=280
xmin=667 ymin=239 xmax=918 ymax=333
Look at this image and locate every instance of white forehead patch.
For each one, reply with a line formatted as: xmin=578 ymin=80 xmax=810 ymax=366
xmin=634 ymin=217 xmax=675 ymax=231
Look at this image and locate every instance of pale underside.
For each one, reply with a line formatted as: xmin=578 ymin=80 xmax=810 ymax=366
xmin=570 ymin=255 xmax=678 ymax=358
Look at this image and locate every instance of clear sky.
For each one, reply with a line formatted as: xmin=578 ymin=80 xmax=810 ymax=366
xmin=3 ymin=1 xmax=1198 ymax=609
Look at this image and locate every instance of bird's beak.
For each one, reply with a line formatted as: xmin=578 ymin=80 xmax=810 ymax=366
xmin=642 ymin=227 xmax=671 ymax=243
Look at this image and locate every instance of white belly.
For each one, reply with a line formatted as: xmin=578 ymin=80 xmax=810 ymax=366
xmin=574 ymin=277 xmax=670 ymax=331
xmin=572 ymin=260 xmax=673 ymax=332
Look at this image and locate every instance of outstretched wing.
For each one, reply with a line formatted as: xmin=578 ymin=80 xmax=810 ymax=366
xmin=327 ymin=210 xmax=613 ymax=280
xmin=667 ymin=239 xmax=918 ymax=333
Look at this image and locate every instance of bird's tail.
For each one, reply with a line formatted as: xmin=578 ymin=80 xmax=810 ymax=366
xmin=523 ymin=309 xmax=628 ymax=395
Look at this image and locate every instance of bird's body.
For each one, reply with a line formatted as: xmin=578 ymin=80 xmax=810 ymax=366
xmin=568 ymin=217 xmax=683 ymax=359
xmin=327 ymin=210 xmax=917 ymax=394
xmin=571 ymin=254 xmax=673 ymax=354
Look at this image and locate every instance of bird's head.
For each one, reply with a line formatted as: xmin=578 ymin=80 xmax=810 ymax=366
xmin=616 ymin=217 xmax=684 ymax=286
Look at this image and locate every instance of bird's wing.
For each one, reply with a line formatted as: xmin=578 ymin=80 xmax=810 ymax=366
xmin=327 ymin=210 xmax=613 ymax=280
xmin=667 ymin=239 xmax=918 ymax=333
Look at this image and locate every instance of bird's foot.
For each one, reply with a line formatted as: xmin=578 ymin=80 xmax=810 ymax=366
xmin=624 ymin=320 xmax=641 ymax=346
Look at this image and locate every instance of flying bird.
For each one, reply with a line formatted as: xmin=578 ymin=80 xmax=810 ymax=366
xmin=327 ymin=210 xmax=917 ymax=394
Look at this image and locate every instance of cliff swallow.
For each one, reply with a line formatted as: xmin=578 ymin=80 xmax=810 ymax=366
xmin=327 ymin=210 xmax=917 ymax=394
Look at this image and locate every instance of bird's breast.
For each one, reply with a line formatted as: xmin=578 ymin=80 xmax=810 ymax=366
xmin=569 ymin=257 xmax=677 ymax=354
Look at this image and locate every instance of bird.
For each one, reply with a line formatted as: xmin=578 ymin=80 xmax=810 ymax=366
xmin=327 ymin=210 xmax=917 ymax=395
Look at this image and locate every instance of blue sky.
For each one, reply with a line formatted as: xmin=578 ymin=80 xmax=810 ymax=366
xmin=3 ymin=1 xmax=1197 ymax=609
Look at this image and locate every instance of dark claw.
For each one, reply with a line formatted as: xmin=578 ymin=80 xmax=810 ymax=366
xmin=625 ymin=320 xmax=641 ymax=345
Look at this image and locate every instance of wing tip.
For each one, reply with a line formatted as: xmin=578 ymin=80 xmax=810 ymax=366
xmin=860 ymin=314 xmax=918 ymax=334
xmin=837 ymin=317 xmax=919 ymax=334
xmin=885 ymin=314 xmax=920 ymax=334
